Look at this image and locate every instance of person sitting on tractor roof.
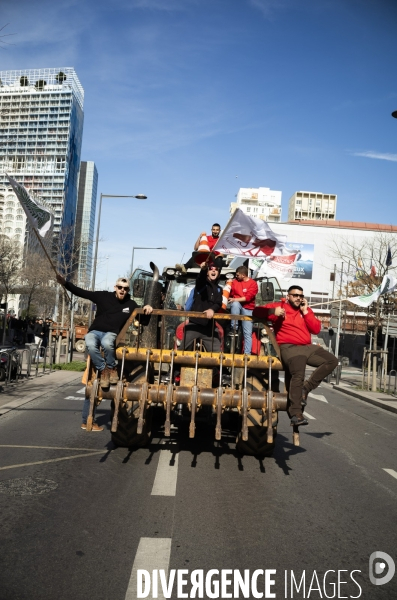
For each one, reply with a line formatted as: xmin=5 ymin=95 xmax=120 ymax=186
xmin=176 ymin=223 xmax=224 ymax=273
xmin=56 ymin=274 xmax=153 ymax=432
xmin=180 ymin=262 xmax=223 ymax=352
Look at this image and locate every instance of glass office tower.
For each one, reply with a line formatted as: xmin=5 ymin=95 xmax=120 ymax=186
xmin=0 ymin=67 xmax=84 ymax=237
xmin=75 ymin=161 xmax=98 ymax=288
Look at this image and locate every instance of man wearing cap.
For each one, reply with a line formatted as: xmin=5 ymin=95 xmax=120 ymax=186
xmin=56 ymin=274 xmax=153 ymax=431
xmin=180 ymin=262 xmax=223 ymax=352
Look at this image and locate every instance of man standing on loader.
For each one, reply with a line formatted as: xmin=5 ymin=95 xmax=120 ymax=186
xmin=253 ymin=285 xmax=338 ymax=427
xmin=56 ymin=274 xmax=153 ymax=431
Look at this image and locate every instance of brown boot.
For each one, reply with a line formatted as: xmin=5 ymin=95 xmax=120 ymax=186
xmin=108 ymin=367 xmax=119 ymax=384
xmin=100 ymin=366 xmax=110 ymax=388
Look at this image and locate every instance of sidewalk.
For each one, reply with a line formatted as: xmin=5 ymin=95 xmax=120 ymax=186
xmin=329 ymin=366 xmax=397 ymax=415
xmin=0 ymin=370 xmax=83 ymax=416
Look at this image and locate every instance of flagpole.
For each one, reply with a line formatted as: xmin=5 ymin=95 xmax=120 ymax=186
xmin=31 ymin=226 xmax=71 ymax=303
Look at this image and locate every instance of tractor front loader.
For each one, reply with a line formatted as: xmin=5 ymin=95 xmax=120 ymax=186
xmin=84 ymin=306 xmax=302 ymax=455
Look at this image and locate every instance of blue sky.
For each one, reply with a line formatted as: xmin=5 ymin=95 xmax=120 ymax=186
xmin=2 ymin=0 xmax=397 ymax=288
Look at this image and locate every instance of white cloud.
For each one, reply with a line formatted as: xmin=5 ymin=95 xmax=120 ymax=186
xmin=248 ymin=0 xmax=290 ymax=18
xmin=351 ymin=151 xmax=397 ymax=163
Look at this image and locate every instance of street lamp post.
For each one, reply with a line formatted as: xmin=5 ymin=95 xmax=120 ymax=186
xmin=130 ymin=247 xmax=167 ymax=278
xmin=88 ymin=193 xmax=147 ymax=326
xmin=91 ymin=193 xmax=147 ymax=293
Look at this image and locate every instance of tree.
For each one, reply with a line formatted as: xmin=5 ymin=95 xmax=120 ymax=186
xmin=0 ymin=235 xmax=22 ymax=303
xmin=329 ymin=232 xmax=397 ymax=351
xmin=19 ymin=254 xmax=56 ymax=317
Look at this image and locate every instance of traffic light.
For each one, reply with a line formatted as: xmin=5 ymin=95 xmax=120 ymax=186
xmin=330 ymin=305 xmax=342 ymax=329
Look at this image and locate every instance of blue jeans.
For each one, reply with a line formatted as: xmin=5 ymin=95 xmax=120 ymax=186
xmin=82 ymin=330 xmax=117 ymax=424
xmin=85 ymin=330 xmax=117 ymax=371
xmin=230 ymin=302 xmax=253 ymax=354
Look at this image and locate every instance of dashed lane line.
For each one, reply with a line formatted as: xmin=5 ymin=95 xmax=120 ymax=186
xmin=151 ymin=450 xmax=179 ymax=496
xmin=383 ymin=469 xmax=397 ymax=481
xmin=303 ymin=411 xmax=316 ymax=420
xmin=125 ymin=537 xmax=172 ymax=600
xmin=309 ymin=394 xmax=328 ymax=403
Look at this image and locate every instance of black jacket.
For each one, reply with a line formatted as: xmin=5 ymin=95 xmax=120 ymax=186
xmin=65 ymin=282 xmax=138 ymax=334
xmin=189 ymin=269 xmax=222 ymax=328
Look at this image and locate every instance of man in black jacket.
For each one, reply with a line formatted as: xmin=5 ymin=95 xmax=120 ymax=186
xmin=56 ymin=275 xmax=153 ymax=431
xmin=181 ymin=262 xmax=223 ymax=352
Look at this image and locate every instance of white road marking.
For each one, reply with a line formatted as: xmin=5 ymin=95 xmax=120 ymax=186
xmin=383 ymin=469 xmax=397 ymax=481
xmin=151 ymin=450 xmax=179 ymax=496
xmin=0 ymin=451 xmax=104 ymax=471
xmin=64 ymin=396 xmax=84 ymax=400
xmin=125 ymin=537 xmax=171 ymax=600
xmin=0 ymin=445 xmax=105 ymax=451
xmin=309 ymin=394 xmax=328 ymax=403
xmin=77 ymin=387 xmax=85 ymax=394
xmin=303 ymin=411 xmax=316 ymax=420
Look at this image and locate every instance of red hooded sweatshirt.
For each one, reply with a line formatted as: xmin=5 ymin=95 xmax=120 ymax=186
xmin=253 ymin=301 xmax=321 ymax=345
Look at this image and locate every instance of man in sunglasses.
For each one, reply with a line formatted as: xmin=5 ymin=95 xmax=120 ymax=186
xmin=180 ymin=262 xmax=223 ymax=352
xmin=253 ymin=285 xmax=338 ymax=427
xmin=56 ymin=274 xmax=153 ymax=431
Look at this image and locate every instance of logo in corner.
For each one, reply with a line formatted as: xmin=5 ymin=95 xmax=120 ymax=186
xmin=369 ymin=551 xmax=395 ymax=586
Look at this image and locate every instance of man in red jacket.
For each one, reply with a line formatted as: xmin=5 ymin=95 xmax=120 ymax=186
xmin=229 ymin=265 xmax=258 ymax=354
xmin=253 ymin=285 xmax=338 ymax=426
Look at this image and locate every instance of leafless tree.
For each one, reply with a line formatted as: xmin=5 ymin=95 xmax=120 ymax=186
xmin=0 ymin=24 xmax=15 ymax=50
xmin=19 ymin=254 xmax=56 ymax=317
xmin=329 ymin=232 xmax=397 ymax=350
xmin=0 ymin=235 xmax=22 ymax=302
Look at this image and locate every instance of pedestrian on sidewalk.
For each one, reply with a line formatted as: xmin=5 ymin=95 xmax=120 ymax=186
xmin=56 ymin=274 xmax=153 ymax=432
xmin=253 ymin=285 xmax=338 ymax=427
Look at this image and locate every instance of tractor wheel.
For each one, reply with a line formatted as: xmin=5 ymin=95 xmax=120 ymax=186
xmin=236 ymin=375 xmax=276 ymax=458
xmin=110 ymin=372 xmax=152 ymax=448
xmin=75 ymin=339 xmax=86 ymax=353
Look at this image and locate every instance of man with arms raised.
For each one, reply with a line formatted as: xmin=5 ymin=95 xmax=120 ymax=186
xmin=56 ymin=274 xmax=153 ymax=431
xmin=253 ymin=285 xmax=338 ymax=426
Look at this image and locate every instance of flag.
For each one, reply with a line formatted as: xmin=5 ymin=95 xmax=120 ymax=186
xmin=370 ymin=262 xmax=376 ymax=277
xmin=348 ymin=287 xmax=381 ymax=308
xmin=214 ymin=208 xmax=287 ymax=258
xmin=386 ymin=246 xmax=392 ymax=268
xmin=348 ymin=274 xmax=397 ymax=308
xmin=379 ymin=274 xmax=397 ymax=296
xmin=6 ymin=174 xmax=54 ymax=237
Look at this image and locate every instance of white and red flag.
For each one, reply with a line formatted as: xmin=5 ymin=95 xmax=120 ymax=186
xmin=214 ymin=208 xmax=287 ymax=258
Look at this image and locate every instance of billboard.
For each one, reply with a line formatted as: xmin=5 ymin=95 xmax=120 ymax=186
xmin=250 ymin=242 xmax=314 ymax=281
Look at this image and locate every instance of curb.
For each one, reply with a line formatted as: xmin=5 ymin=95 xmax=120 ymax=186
xmin=333 ymin=385 xmax=397 ymax=415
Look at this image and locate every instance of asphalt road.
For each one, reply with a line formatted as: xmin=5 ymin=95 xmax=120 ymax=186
xmin=0 ymin=377 xmax=396 ymax=600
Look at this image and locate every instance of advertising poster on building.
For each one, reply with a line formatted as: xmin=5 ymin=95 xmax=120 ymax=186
xmin=251 ymin=242 xmax=314 ymax=280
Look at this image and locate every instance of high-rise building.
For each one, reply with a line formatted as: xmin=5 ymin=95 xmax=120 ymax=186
xmin=0 ymin=67 xmax=84 ymax=237
xmin=288 ymin=191 xmax=337 ymax=221
xmin=0 ymin=184 xmax=27 ymax=243
xmin=75 ymin=161 xmax=98 ymax=288
xmin=230 ymin=187 xmax=282 ymax=222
